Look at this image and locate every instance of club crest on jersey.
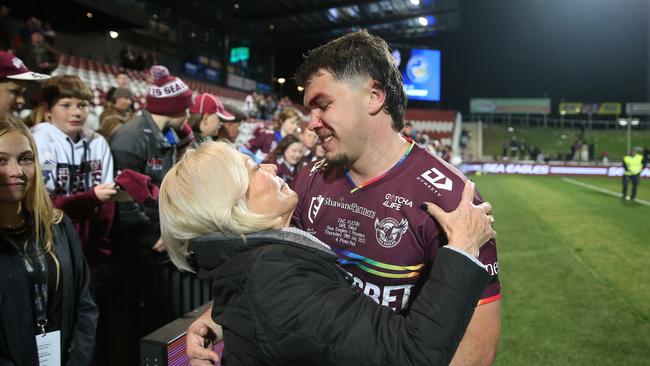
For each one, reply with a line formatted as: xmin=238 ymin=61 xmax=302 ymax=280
xmin=374 ymin=217 xmax=409 ymax=248
xmin=417 ymin=167 xmax=453 ymax=191
xmin=308 ymin=195 xmax=325 ymax=224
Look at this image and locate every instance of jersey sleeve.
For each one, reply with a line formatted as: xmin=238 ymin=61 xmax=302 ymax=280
xmin=421 ymin=161 xmax=501 ymax=305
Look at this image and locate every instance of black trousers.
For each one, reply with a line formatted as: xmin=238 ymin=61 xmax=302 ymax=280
xmin=622 ymin=174 xmax=640 ymax=199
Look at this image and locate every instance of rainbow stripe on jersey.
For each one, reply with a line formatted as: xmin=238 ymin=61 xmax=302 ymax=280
xmin=335 ymin=249 xmax=424 ymax=279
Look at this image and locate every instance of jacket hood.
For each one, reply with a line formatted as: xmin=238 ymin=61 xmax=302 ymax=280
xmin=188 ymin=227 xmax=336 ymax=272
xmin=31 ymin=122 xmax=100 ymax=146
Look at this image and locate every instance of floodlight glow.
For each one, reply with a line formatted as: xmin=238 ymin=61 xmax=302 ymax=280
xmin=86 ymin=12 xmax=93 ymax=18
xmin=277 ymin=77 xmax=286 ymax=84
xmin=410 ymin=0 xmax=420 ymax=5
xmin=618 ymin=118 xmax=628 ymax=126
xmin=631 ymin=119 xmax=640 ymax=126
xmin=109 ymin=31 xmax=119 ymax=39
xmin=418 ymin=17 xmax=428 ymax=26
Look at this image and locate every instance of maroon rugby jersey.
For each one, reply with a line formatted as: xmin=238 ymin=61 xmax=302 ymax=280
xmin=291 ymin=143 xmax=500 ymax=312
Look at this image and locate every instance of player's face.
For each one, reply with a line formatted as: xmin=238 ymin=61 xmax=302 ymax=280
xmin=48 ymin=98 xmax=89 ymax=139
xmin=242 ymin=154 xmax=297 ymax=226
xmin=0 ymin=131 xmax=35 ymax=205
xmin=304 ymin=70 xmax=371 ymax=166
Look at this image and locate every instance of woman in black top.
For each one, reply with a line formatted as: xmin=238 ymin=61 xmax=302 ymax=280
xmin=0 ymin=115 xmax=98 ymax=366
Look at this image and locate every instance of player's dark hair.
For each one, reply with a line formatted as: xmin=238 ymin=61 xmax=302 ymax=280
xmin=295 ymin=29 xmax=407 ymax=131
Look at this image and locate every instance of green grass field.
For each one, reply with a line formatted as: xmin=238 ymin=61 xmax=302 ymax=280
xmin=482 ymin=125 xmax=650 ymax=161
xmin=471 ymin=174 xmax=650 ymax=365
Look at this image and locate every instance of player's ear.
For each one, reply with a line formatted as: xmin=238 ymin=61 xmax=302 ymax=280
xmin=367 ymin=80 xmax=387 ymax=115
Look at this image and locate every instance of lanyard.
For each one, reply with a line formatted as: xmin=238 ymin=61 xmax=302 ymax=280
xmin=8 ymin=234 xmax=49 ymax=335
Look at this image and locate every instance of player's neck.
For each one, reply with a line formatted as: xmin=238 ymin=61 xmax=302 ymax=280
xmin=347 ymin=133 xmax=410 ymax=184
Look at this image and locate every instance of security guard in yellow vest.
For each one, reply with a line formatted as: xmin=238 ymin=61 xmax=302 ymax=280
xmin=622 ymin=147 xmax=644 ymax=201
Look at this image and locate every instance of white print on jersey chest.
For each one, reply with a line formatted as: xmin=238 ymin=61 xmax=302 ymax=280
xmin=382 ymin=193 xmax=414 ymax=211
xmin=350 ymin=275 xmax=414 ymax=311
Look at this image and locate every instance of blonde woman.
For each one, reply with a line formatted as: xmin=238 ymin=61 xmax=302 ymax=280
xmin=0 ymin=115 xmax=98 ymax=365
xmin=159 ymin=141 xmax=496 ymax=366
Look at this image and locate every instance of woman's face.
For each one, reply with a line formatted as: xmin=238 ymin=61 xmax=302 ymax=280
xmin=280 ymin=116 xmax=300 ymax=136
xmin=199 ymin=113 xmax=222 ymax=138
xmin=283 ymin=142 xmax=304 ymax=166
xmin=49 ymin=97 xmax=89 ymax=139
xmin=0 ymin=131 xmax=35 ymax=205
xmin=242 ymin=154 xmax=297 ymax=226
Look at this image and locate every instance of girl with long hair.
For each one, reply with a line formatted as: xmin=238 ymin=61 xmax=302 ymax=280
xmin=0 ymin=115 xmax=98 ymax=365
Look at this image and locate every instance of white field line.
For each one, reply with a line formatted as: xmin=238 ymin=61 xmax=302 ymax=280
xmin=561 ymin=177 xmax=650 ymax=207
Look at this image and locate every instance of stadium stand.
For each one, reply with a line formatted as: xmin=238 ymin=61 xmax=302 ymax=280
xmin=404 ymin=108 xmax=456 ymax=145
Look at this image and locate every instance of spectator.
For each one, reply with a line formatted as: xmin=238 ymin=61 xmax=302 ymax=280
xmin=104 ymin=70 xmax=131 ymax=104
xmin=110 ymin=65 xmax=193 ymax=256
xmin=186 ymin=93 xmax=235 ymax=144
xmin=245 ymin=106 xmax=301 ymax=162
xmin=441 ymin=144 xmax=453 ymax=163
xmin=119 ymin=46 xmax=137 ymax=70
xmin=263 ymin=93 xmax=277 ymax=120
xmin=97 ymin=86 xmax=139 ymax=141
xmin=243 ymin=90 xmax=258 ymax=118
xmin=0 ymin=50 xmax=50 ymax=117
xmin=30 ymin=75 xmax=117 ymax=261
xmin=263 ymin=134 xmax=304 ymax=184
xmin=218 ymin=102 xmax=246 ymax=144
xmin=99 ymin=87 xmax=133 ymax=123
xmin=509 ymin=136 xmax=518 ymax=158
xmin=460 ymin=128 xmax=470 ymax=148
xmin=298 ymin=121 xmax=319 ymax=163
xmin=0 ymin=114 xmax=98 ymax=365
xmin=18 ymin=17 xmax=42 ymax=46
xmin=16 ymin=29 xmax=57 ymax=75
xmin=402 ymin=122 xmax=416 ymax=139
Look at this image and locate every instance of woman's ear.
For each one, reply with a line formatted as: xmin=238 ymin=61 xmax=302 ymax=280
xmin=367 ymin=80 xmax=387 ymax=115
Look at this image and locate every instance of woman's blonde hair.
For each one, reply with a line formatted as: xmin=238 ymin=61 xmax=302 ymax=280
xmin=159 ymin=140 xmax=283 ymax=272
xmin=0 ymin=115 xmax=62 ymax=283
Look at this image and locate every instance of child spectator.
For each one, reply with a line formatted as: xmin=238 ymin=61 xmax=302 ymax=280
xmin=245 ymin=106 xmax=301 ymax=162
xmin=186 ymin=93 xmax=235 ymax=144
xmin=30 ymin=75 xmax=117 ymax=261
xmin=263 ymin=134 xmax=304 ymax=184
xmin=298 ymin=121 xmax=318 ymax=164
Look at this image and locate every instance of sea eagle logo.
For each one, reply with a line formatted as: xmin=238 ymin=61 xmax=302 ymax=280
xmin=374 ymin=217 xmax=409 ymax=248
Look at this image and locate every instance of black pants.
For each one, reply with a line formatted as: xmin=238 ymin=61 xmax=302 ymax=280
xmin=622 ymin=174 xmax=640 ymax=199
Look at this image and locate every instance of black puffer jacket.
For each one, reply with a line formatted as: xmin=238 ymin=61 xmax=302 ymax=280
xmin=189 ymin=228 xmax=490 ymax=366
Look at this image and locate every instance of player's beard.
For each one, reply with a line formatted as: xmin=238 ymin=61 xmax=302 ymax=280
xmin=325 ymin=153 xmax=351 ymax=168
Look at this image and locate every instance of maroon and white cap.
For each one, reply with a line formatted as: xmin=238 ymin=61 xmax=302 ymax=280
xmin=189 ymin=93 xmax=235 ymax=121
xmin=0 ymin=51 xmax=50 ymax=81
